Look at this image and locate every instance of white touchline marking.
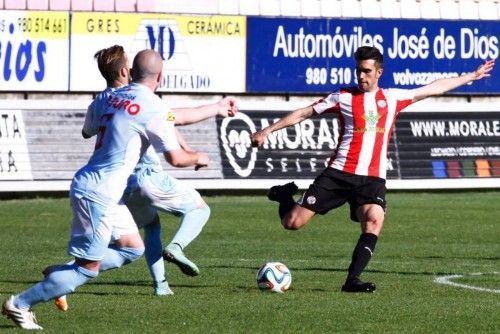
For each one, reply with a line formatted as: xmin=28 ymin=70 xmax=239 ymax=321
xmin=434 ymin=272 xmax=500 ymax=293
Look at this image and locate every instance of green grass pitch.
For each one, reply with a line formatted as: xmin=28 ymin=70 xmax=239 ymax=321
xmin=0 ymin=192 xmax=499 ymax=333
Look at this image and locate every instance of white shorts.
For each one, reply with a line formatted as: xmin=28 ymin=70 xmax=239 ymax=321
xmin=67 ymin=195 xmax=138 ymax=261
xmin=124 ymin=168 xmax=202 ymax=228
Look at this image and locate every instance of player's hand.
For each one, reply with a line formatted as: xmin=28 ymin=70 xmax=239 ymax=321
xmin=217 ymin=97 xmax=238 ymax=117
xmin=472 ymin=59 xmax=495 ymax=80
xmin=194 ymin=164 xmax=207 ymax=171
xmin=195 ymin=152 xmax=209 ymax=171
xmin=251 ymin=130 xmax=268 ymax=147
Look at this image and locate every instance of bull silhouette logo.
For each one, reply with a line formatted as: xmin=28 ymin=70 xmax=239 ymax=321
xmin=219 ymin=113 xmax=258 ymax=177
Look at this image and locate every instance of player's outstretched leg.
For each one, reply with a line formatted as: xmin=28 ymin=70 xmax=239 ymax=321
xmin=163 ymin=243 xmax=199 ymax=277
xmin=99 ymin=244 xmax=145 ymax=271
xmin=2 ymin=296 xmax=43 ymax=330
xmin=9 ymin=262 xmax=98 ymax=329
xmin=42 ymin=265 xmax=69 ymax=311
xmin=163 ymin=204 xmax=209 ymax=277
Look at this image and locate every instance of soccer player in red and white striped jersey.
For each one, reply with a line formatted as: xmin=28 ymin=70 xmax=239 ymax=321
xmin=251 ymin=46 xmax=494 ymax=293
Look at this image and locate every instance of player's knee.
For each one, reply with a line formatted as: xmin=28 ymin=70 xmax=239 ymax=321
xmin=282 ymin=214 xmax=304 ymax=230
xmin=362 ymin=217 xmax=384 ymax=235
xmin=115 ymin=233 xmax=145 ymax=249
xmin=121 ymin=246 xmax=145 ymax=263
xmin=282 ymin=221 xmax=300 ymax=230
xmin=193 ymin=204 xmax=211 ymax=221
xmin=74 ymin=258 xmax=101 ymax=273
xmin=75 ymin=263 xmax=100 ymax=279
xmin=282 ymin=205 xmax=313 ymax=230
xmin=202 ymin=205 xmax=211 ymax=218
xmin=370 ymin=212 xmax=385 ymax=228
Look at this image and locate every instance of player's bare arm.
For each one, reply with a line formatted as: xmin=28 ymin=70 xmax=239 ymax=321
xmin=251 ymin=105 xmax=315 ymax=147
xmin=173 ymin=128 xmax=208 ymax=170
xmin=172 ymin=97 xmax=238 ymax=125
xmin=413 ymin=59 xmax=495 ymax=102
xmin=164 ymin=149 xmax=209 ymax=168
xmin=174 ymin=128 xmax=195 ymax=152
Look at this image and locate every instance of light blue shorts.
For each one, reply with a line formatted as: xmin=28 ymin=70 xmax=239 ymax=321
xmin=68 ymin=195 xmax=138 ymax=261
xmin=123 ymin=168 xmax=202 ymax=228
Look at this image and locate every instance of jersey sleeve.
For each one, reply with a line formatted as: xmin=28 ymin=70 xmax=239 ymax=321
xmin=145 ymin=117 xmax=181 ymax=153
xmin=82 ymin=100 xmax=99 ymax=137
xmin=312 ymin=92 xmax=341 ymax=115
xmin=386 ymin=88 xmax=416 ymax=113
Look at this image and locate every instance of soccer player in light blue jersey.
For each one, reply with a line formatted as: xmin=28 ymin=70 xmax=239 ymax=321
xmin=2 ymin=49 xmax=207 ymax=330
xmin=44 ymin=46 xmax=235 ymax=311
xmin=83 ymin=46 xmax=237 ymax=298
xmin=123 ymin=101 xmax=237 ymax=296
xmin=123 ymin=97 xmax=237 ymax=296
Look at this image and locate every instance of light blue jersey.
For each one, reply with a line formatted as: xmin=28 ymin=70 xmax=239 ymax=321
xmin=82 ymin=85 xmax=168 ymax=204
xmin=82 ymin=87 xmax=114 ymax=137
xmin=72 ymin=83 xmax=180 ymax=207
xmin=84 ymin=87 xmax=165 ymax=174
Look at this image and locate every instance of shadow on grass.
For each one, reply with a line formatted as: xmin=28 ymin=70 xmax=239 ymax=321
xmin=0 ymin=324 xmax=17 ymax=331
xmin=0 ymin=259 xmax=486 ymax=297
xmin=0 ymin=279 xmax=218 ymax=298
xmin=205 ymin=264 xmax=457 ymax=277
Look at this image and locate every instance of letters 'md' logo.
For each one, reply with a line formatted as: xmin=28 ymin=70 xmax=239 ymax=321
xmin=219 ymin=113 xmax=258 ymax=177
xmin=146 ymin=25 xmax=175 ymax=61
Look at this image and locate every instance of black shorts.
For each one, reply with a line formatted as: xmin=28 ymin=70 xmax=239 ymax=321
xmin=297 ymin=168 xmax=386 ymax=222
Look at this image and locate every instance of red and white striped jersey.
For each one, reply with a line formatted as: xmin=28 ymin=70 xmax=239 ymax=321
xmin=313 ymin=87 xmax=415 ymax=179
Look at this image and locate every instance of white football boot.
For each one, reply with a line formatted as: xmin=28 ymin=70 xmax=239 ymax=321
xmin=2 ymin=296 xmax=43 ymax=330
xmin=154 ymin=280 xmax=174 ymax=296
xmin=163 ymin=243 xmax=199 ymax=276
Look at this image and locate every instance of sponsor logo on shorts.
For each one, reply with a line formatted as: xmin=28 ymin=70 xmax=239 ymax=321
xmin=306 ymin=196 xmax=316 ymax=205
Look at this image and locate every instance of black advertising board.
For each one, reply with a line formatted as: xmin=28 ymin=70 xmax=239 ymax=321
xmin=217 ymin=110 xmax=500 ymax=180
xmin=395 ymin=111 xmax=500 ymax=179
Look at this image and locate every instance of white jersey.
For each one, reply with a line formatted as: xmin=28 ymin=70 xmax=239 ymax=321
xmin=83 ymin=87 xmax=166 ymax=175
xmin=72 ymin=83 xmax=180 ymax=206
xmin=313 ymin=87 xmax=415 ymax=179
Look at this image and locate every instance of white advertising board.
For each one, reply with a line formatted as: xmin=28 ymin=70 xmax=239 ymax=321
xmin=70 ymin=13 xmax=246 ymax=93
xmin=0 ymin=10 xmax=69 ymax=91
xmin=0 ymin=109 xmax=33 ymax=180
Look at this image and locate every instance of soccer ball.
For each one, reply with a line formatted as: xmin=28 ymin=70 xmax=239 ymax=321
xmin=256 ymin=262 xmax=292 ymax=293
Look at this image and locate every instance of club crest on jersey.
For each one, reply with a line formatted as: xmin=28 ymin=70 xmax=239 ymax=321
xmin=306 ymin=196 xmax=316 ymax=205
xmin=166 ymin=111 xmax=175 ymax=122
xmin=377 ymin=100 xmax=387 ymax=108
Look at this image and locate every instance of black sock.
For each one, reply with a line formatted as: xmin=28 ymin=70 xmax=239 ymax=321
xmin=278 ymin=197 xmax=295 ymax=219
xmin=346 ymin=233 xmax=378 ymax=282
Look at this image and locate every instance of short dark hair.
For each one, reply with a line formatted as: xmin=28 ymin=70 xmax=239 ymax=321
xmin=94 ymin=45 xmax=127 ymax=83
xmin=354 ymin=46 xmax=384 ymax=68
